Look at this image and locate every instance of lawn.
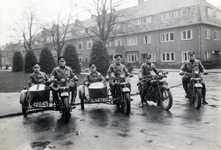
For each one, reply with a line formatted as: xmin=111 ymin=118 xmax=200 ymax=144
xmin=0 ymin=71 xmax=86 ymax=92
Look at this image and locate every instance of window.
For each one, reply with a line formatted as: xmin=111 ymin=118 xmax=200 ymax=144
xmin=86 ymin=40 xmax=92 ymax=49
xmin=78 ymin=42 xmax=83 ymax=50
xmin=181 ymin=8 xmax=189 ymax=16
xmin=127 ymin=52 xmax=138 ymax=63
xmin=78 ymin=55 xmax=82 ymax=62
xmin=149 ymin=53 xmax=156 ymax=62
xmin=204 ymin=51 xmax=210 ymax=60
xmin=127 ymin=37 xmax=137 ymax=46
xmin=217 ymin=11 xmax=221 ymax=18
xmin=144 ymin=35 xmax=151 ymax=44
xmin=182 ymin=52 xmax=189 ymax=62
xmin=115 ymin=39 xmax=122 ymax=46
xmin=84 ymin=55 xmax=88 ymax=64
xmin=161 ymin=52 xmax=175 ymax=62
xmin=205 ymin=29 xmax=210 ymax=39
xmin=181 ymin=30 xmax=192 ymax=40
xmin=207 ymin=8 xmax=213 ymax=16
xmin=160 ymin=32 xmax=175 ymax=42
xmin=214 ymin=31 xmax=219 ymax=40
xmin=139 ymin=16 xmax=152 ymax=24
xmin=106 ymin=41 xmax=112 ymax=47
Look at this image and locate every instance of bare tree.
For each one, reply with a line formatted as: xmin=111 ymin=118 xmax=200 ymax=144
xmin=76 ymin=0 xmax=132 ymax=44
xmin=42 ymin=5 xmax=76 ymax=58
xmin=10 ymin=1 xmax=41 ymax=51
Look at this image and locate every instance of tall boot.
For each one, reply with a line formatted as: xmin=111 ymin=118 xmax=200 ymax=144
xmin=71 ymin=86 xmax=77 ymax=105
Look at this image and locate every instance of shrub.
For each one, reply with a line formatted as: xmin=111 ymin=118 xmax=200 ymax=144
xmin=90 ymin=40 xmax=110 ymax=76
xmin=24 ymin=50 xmax=38 ymax=73
xmin=39 ymin=47 xmax=56 ymax=73
xmin=63 ymin=44 xmax=81 ymax=74
xmin=12 ymin=51 xmax=23 ymax=72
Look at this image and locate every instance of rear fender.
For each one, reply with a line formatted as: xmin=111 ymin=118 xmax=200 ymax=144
xmin=20 ymin=89 xmax=28 ymax=104
xmin=78 ymin=85 xmax=85 ymax=99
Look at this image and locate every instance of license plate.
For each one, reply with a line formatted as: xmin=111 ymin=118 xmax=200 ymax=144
xmin=90 ymin=98 xmax=109 ymax=103
xmin=61 ymin=92 xmax=69 ymax=97
xmin=122 ymin=88 xmax=130 ymax=92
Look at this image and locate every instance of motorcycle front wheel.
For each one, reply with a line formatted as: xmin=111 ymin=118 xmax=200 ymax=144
xmin=62 ymin=97 xmax=70 ymax=123
xmin=194 ymin=88 xmax=202 ymax=109
xmin=160 ymin=89 xmax=173 ymax=111
xmin=123 ymin=93 xmax=131 ymax=115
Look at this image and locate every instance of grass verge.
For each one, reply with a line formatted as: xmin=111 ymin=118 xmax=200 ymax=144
xmin=0 ymin=71 xmax=86 ymax=92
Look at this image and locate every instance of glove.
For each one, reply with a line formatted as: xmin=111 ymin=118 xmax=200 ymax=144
xmin=105 ymin=76 xmax=109 ymax=80
xmin=74 ymin=76 xmax=78 ymax=81
xmin=179 ymin=71 xmax=184 ymax=76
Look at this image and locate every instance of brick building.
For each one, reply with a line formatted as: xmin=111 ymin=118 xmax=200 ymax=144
xmin=2 ymin=0 xmax=221 ymax=69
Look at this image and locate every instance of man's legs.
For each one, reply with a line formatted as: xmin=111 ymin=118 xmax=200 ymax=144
xmin=70 ymin=83 xmax=77 ymax=105
xmin=182 ymin=76 xmax=190 ymax=98
xmin=201 ymin=82 xmax=208 ymax=104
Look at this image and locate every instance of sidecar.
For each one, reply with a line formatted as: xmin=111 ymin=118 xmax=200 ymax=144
xmin=20 ymin=84 xmax=51 ymax=117
xmin=78 ymin=82 xmax=110 ymax=110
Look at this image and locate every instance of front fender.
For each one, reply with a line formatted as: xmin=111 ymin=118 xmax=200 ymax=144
xmin=20 ymin=89 xmax=28 ymax=104
xmin=194 ymin=83 xmax=203 ymax=88
xmin=122 ymin=87 xmax=130 ymax=93
xmin=78 ymin=85 xmax=85 ymax=99
xmin=160 ymin=84 xmax=169 ymax=90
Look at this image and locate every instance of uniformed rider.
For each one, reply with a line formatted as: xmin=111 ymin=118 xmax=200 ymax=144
xmin=138 ymin=54 xmax=159 ymax=107
xmin=84 ymin=63 xmax=105 ymax=87
xmin=106 ymin=54 xmax=131 ymax=99
xmin=179 ymin=52 xmax=208 ymax=104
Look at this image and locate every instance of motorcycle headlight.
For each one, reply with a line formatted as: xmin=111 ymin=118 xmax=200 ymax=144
xmin=194 ymin=70 xmax=200 ymax=75
xmin=60 ymin=77 xmax=67 ymax=83
xmin=111 ymin=72 xmax=115 ymax=77
xmin=120 ymin=73 xmax=125 ymax=78
xmin=158 ymin=71 xmax=163 ymax=76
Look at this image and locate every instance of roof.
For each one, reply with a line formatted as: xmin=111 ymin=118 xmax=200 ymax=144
xmin=119 ymin=0 xmax=217 ymax=19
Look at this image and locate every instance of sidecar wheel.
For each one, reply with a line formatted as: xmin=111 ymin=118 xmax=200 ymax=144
xmin=62 ymin=97 xmax=70 ymax=123
xmin=160 ymin=89 xmax=173 ymax=111
xmin=195 ymin=88 xmax=202 ymax=109
xmin=22 ymin=105 xmax=28 ymax=117
xmin=123 ymin=93 xmax=131 ymax=115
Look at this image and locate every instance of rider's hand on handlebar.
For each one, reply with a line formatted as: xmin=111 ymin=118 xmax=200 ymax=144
xmin=179 ymin=71 xmax=184 ymax=76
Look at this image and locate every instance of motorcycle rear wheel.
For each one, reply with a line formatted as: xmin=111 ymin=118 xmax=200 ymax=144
xmin=62 ymin=97 xmax=70 ymax=123
xmin=123 ymin=93 xmax=131 ymax=115
xmin=195 ymin=88 xmax=202 ymax=109
xmin=160 ymin=89 xmax=173 ymax=111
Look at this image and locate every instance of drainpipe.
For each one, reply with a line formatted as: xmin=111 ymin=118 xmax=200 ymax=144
xmin=198 ymin=24 xmax=201 ymax=60
xmin=157 ymin=30 xmax=159 ymax=63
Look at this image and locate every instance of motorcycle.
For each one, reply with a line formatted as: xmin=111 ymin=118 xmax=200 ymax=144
xmin=50 ymin=75 xmax=77 ymax=123
xmin=138 ymin=70 xmax=173 ymax=110
xmin=180 ymin=69 xmax=208 ymax=109
xmin=107 ymin=72 xmax=133 ymax=115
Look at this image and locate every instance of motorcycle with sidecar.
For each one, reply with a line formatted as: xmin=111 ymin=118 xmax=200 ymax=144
xmin=78 ymin=72 xmax=133 ymax=115
xmin=19 ymin=75 xmax=77 ymax=123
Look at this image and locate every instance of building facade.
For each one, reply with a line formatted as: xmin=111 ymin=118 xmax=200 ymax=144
xmin=2 ymin=0 xmax=221 ymax=69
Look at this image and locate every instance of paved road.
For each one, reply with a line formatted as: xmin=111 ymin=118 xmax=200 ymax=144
xmin=0 ymin=72 xmax=221 ymax=150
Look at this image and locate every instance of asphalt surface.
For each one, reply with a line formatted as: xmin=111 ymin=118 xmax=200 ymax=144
xmin=0 ymin=70 xmax=221 ymax=150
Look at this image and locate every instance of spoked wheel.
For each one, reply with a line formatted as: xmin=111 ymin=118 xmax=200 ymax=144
xmin=22 ymin=105 xmax=28 ymax=117
xmin=62 ymin=97 xmax=70 ymax=123
xmin=123 ymin=93 xmax=131 ymax=115
xmin=160 ymin=89 xmax=173 ymax=111
xmin=194 ymin=88 xmax=202 ymax=109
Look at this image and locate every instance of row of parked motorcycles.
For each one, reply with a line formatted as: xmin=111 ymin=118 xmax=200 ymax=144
xmin=20 ymin=69 xmax=207 ymax=123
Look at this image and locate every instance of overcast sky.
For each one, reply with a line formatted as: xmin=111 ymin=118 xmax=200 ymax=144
xmin=0 ymin=0 xmax=221 ymax=46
